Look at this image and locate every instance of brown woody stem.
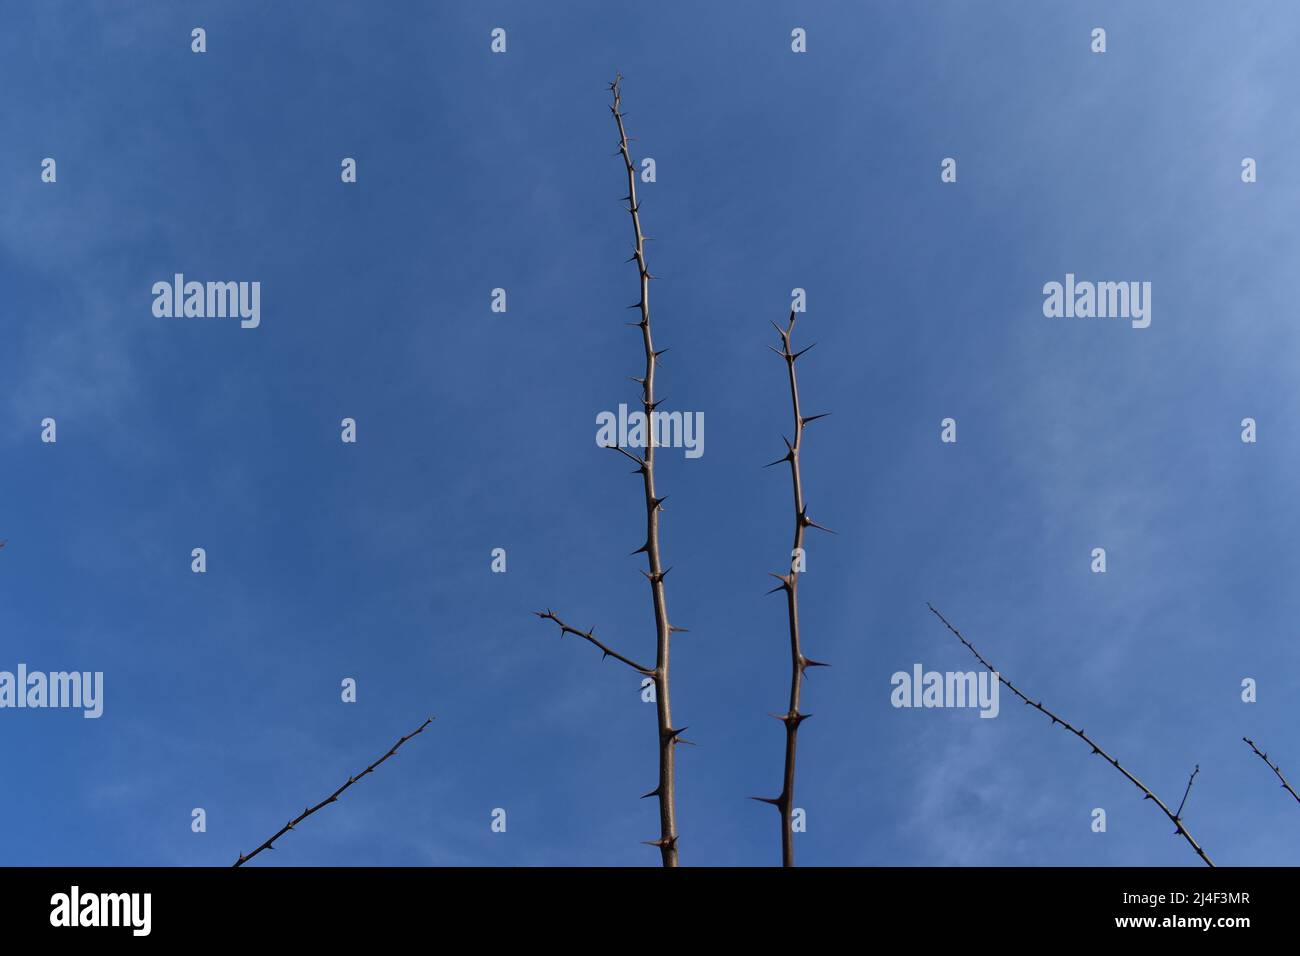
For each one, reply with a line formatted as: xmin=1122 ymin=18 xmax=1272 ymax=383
xmin=610 ymin=74 xmax=680 ymax=868
xmin=754 ymin=312 xmax=830 ymax=866
xmin=534 ymin=76 xmax=681 ymax=866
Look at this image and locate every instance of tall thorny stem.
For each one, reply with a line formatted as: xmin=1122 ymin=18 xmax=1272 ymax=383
xmin=535 ymin=75 xmax=683 ymax=866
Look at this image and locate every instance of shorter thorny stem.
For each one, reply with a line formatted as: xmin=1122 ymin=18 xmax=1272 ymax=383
xmin=752 ymin=311 xmax=832 ymax=866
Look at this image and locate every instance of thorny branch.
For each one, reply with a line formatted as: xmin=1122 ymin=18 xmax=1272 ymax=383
xmin=1243 ymin=737 xmax=1300 ymax=806
xmin=752 ymin=312 xmax=832 ymax=866
xmin=535 ymin=610 xmax=654 ymax=676
xmin=926 ymin=604 xmax=1215 ymax=867
xmin=233 ymin=716 xmax=435 ymax=867
xmin=532 ymin=75 xmax=684 ymax=867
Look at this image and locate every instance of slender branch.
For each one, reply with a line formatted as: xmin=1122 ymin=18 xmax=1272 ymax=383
xmin=533 ymin=75 xmax=682 ymax=866
xmin=233 ymin=716 xmax=435 ymax=867
xmin=535 ymin=610 xmax=655 ymax=676
xmin=926 ymin=604 xmax=1214 ymax=867
xmin=1243 ymin=737 xmax=1300 ymax=806
xmin=1174 ymin=765 xmax=1199 ymax=820
xmin=753 ymin=312 xmax=831 ymax=866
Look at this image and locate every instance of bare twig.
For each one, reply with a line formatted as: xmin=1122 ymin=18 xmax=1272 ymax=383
xmin=752 ymin=312 xmax=832 ymax=866
xmin=533 ymin=75 xmax=683 ymax=867
xmin=1175 ymin=765 xmax=1199 ymax=820
xmin=926 ymin=604 xmax=1214 ymax=867
xmin=233 ymin=716 xmax=434 ymax=867
xmin=1243 ymin=737 xmax=1300 ymax=806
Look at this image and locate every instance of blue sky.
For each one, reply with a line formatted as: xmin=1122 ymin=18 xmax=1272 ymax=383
xmin=3 ymin=0 xmax=1299 ymax=866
